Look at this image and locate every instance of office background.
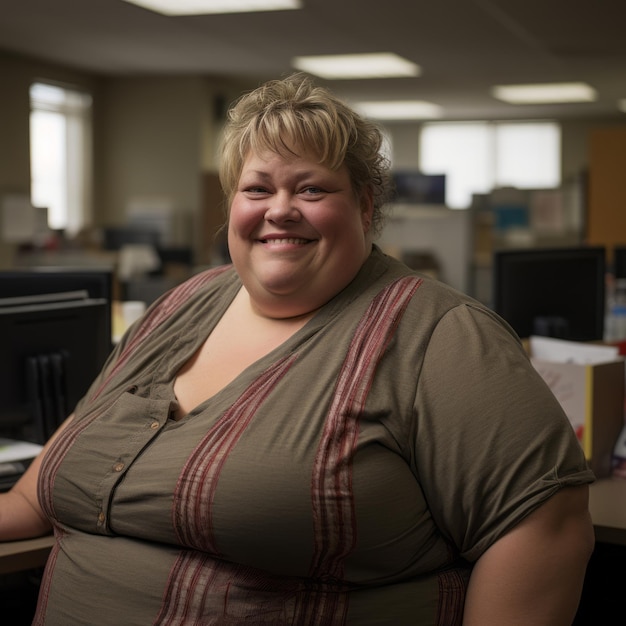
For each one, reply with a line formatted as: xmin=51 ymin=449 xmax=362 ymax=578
xmin=1 ymin=4 xmax=626 ymax=623
xmin=1 ymin=0 xmax=626 ymax=288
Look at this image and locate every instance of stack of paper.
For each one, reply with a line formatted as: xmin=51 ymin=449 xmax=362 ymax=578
xmin=0 ymin=438 xmax=43 ymax=463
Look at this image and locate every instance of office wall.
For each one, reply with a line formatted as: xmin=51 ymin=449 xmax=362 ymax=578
xmin=383 ymin=122 xmax=422 ymax=169
xmin=0 ymin=51 xmax=98 ymax=267
xmin=0 ymin=55 xmax=30 ymax=192
xmin=93 ymin=75 xmax=251 ymax=260
xmin=95 ymin=76 xmax=209 ymax=247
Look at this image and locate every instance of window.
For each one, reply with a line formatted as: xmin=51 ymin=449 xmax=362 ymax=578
xmin=419 ymin=121 xmax=560 ymax=209
xmin=30 ymin=82 xmax=93 ymax=234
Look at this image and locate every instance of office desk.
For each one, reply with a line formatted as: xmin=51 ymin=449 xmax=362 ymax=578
xmin=575 ymin=478 xmax=626 ymax=625
xmin=0 ymin=535 xmax=54 ymax=576
xmin=0 ymin=478 xmax=624 ymax=576
xmin=589 ymin=476 xmax=626 ymax=545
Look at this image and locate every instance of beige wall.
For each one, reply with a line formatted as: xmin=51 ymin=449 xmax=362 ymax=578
xmin=93 ymin=74 xmax=249 ymax=260
xmin=96 ymin=76 xmax=209 ymax=246
xmin=0 ymin=51 xmax=98 ymax=267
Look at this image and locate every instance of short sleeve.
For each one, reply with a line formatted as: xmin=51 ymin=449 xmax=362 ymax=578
xmin=413 ymin=303 xmax=594 ymax=562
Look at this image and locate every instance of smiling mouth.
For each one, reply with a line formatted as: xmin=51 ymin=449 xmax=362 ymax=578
xmin=259 ymin=237 xmax=312 ymax=245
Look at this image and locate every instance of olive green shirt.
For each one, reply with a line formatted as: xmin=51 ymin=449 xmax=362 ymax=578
xmin=35 ymin=246 xmax=594 ymax=625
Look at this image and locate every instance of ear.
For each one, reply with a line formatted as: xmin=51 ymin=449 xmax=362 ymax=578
xmin=360 ymin=188 xmax=375 ymax=233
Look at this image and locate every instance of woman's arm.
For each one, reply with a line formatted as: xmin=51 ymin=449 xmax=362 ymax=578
xmin=463 ymin=484 xmax=594 ymax=626
xmin=0 ymin=415 xmax=74 ymax=541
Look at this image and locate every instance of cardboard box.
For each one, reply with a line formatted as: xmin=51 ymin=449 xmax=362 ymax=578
xmin=529 ymin=338 xmax=625 ymax=478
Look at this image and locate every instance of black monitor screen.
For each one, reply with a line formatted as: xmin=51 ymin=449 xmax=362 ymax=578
xmin=0 ymin=267 xmax=113 ymax=346
xmin=0 ymin=298 xmax=111 ymax=444
xmin=613 ymin=245 xmax=626 ymax=279
xmin=492 ymin=246 xmax=606 ymax=342
xmin=392 ymin=171 xmax=446 ymax=205
xmin=103 ymin=226 xmax=161 ymax=250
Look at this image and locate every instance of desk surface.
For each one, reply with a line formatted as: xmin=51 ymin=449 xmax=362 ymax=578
xmin=0 ymin=534 xmax=54 ymax=575
xmin=588 ymin=476 xmax=626 ymax=545
xmin=1 ymin=478 xmax=625 ymax=575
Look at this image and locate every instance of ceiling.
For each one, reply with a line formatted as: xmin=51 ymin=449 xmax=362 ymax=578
xmin=1 ymin=0 xmax=625 ymax=121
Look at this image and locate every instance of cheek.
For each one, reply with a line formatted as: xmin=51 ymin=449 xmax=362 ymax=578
xmin=329 ymin=210 xmax=369 ymax=240
xmin=228 ymin=200 xmax=259 ymax=238
xmin=226 ymin=206 xmax=247 ymax=256
xmin=311 ymin=204 xmax=356 ymax=234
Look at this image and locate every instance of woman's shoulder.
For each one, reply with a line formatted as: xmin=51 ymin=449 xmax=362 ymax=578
xmin=373 ymin=248 xmax=492 ymax=312
xmin=370 ymin=248 xmax=520 ymax=347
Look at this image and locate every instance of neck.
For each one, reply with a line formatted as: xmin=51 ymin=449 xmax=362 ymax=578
xmin=237 ymin=287 xmax=319 ymax=326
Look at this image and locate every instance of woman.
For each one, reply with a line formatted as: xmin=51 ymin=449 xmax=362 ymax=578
xmin=1 ymin=74 xmax=594 ymax=625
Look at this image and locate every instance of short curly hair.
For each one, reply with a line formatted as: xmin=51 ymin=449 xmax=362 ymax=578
xmin=218 ymin=73 xmax=394 ymax=237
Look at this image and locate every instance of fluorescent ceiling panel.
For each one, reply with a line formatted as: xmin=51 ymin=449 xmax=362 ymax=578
xmin=120 ymin=0 xmax=302 ymax=15
xmin=292 ymin=53 xmax=420 ymax=79
xmin=492 ymin=82 xmax=597 ymax=104
xmin=354 ymin=100 xmax=442 ymax=121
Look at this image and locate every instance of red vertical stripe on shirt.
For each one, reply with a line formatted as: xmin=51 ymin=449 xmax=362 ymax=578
xmin=303 ymin=276 xmax=422 ymax=622
xmin=172 ymin=355 xmax=297 ymax=553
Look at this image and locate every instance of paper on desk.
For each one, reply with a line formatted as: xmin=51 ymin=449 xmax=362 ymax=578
xmin=0 ymin=438 xmax=43 ymax=463
xmin=529 ymin=335 xmax=620 ymax=364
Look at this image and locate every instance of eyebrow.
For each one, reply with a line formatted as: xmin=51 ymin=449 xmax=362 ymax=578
xmin=241 ymin=167 xmax=326 ymax=182
xmin=245 ymin=169 xmax=272 ymax=179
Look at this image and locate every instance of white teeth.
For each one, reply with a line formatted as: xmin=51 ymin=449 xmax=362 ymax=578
xmin=264 ymin=238 xmax=307 ymax=244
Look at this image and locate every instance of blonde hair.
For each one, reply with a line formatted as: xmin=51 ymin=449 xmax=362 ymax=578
xmin=218 ymin=73 xmax=393 ymax=236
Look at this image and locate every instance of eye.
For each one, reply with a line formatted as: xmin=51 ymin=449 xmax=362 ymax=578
xmin=244 ymin=185 xmax=270 ymax=195
xmin=299 ymin=186 xmax=325 ymax=196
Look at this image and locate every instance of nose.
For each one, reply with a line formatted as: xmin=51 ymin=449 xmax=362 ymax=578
xmin=264 ymin=191 xmax=301 ymax=223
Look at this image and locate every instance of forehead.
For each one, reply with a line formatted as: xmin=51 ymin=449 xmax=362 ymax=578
xmin=240 ymin=148 xmax=341 ymax=176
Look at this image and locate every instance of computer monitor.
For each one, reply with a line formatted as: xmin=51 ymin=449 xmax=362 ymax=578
xmin=0 ymin=267 xmax=113 ymax=347
xmin=392 ymin=171 xmax=446 ymax=205
xmin=492 ymin=246 xmax=606 ymax=341
xmin=0 ymin=297 xmax=111 ymax=444
xmin=613 ymin=245 xmax=626 ymax=279
xmin=102 ymin=226 xmax=161 ymax=250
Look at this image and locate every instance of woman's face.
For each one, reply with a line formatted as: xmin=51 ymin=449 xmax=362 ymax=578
xmin=228 ymin=149 xmax=373 ymax=319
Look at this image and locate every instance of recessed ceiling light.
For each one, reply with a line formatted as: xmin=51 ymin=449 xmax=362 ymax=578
xmin=354 ymin=100 xmax=442 ymax=121
xmin=292 ymin=53 xmax=420 ymax=79
xmin=491 ymin=82 xmax=597 ymax=104
xmin=120 ymin=0 xmax=302 ymax=15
